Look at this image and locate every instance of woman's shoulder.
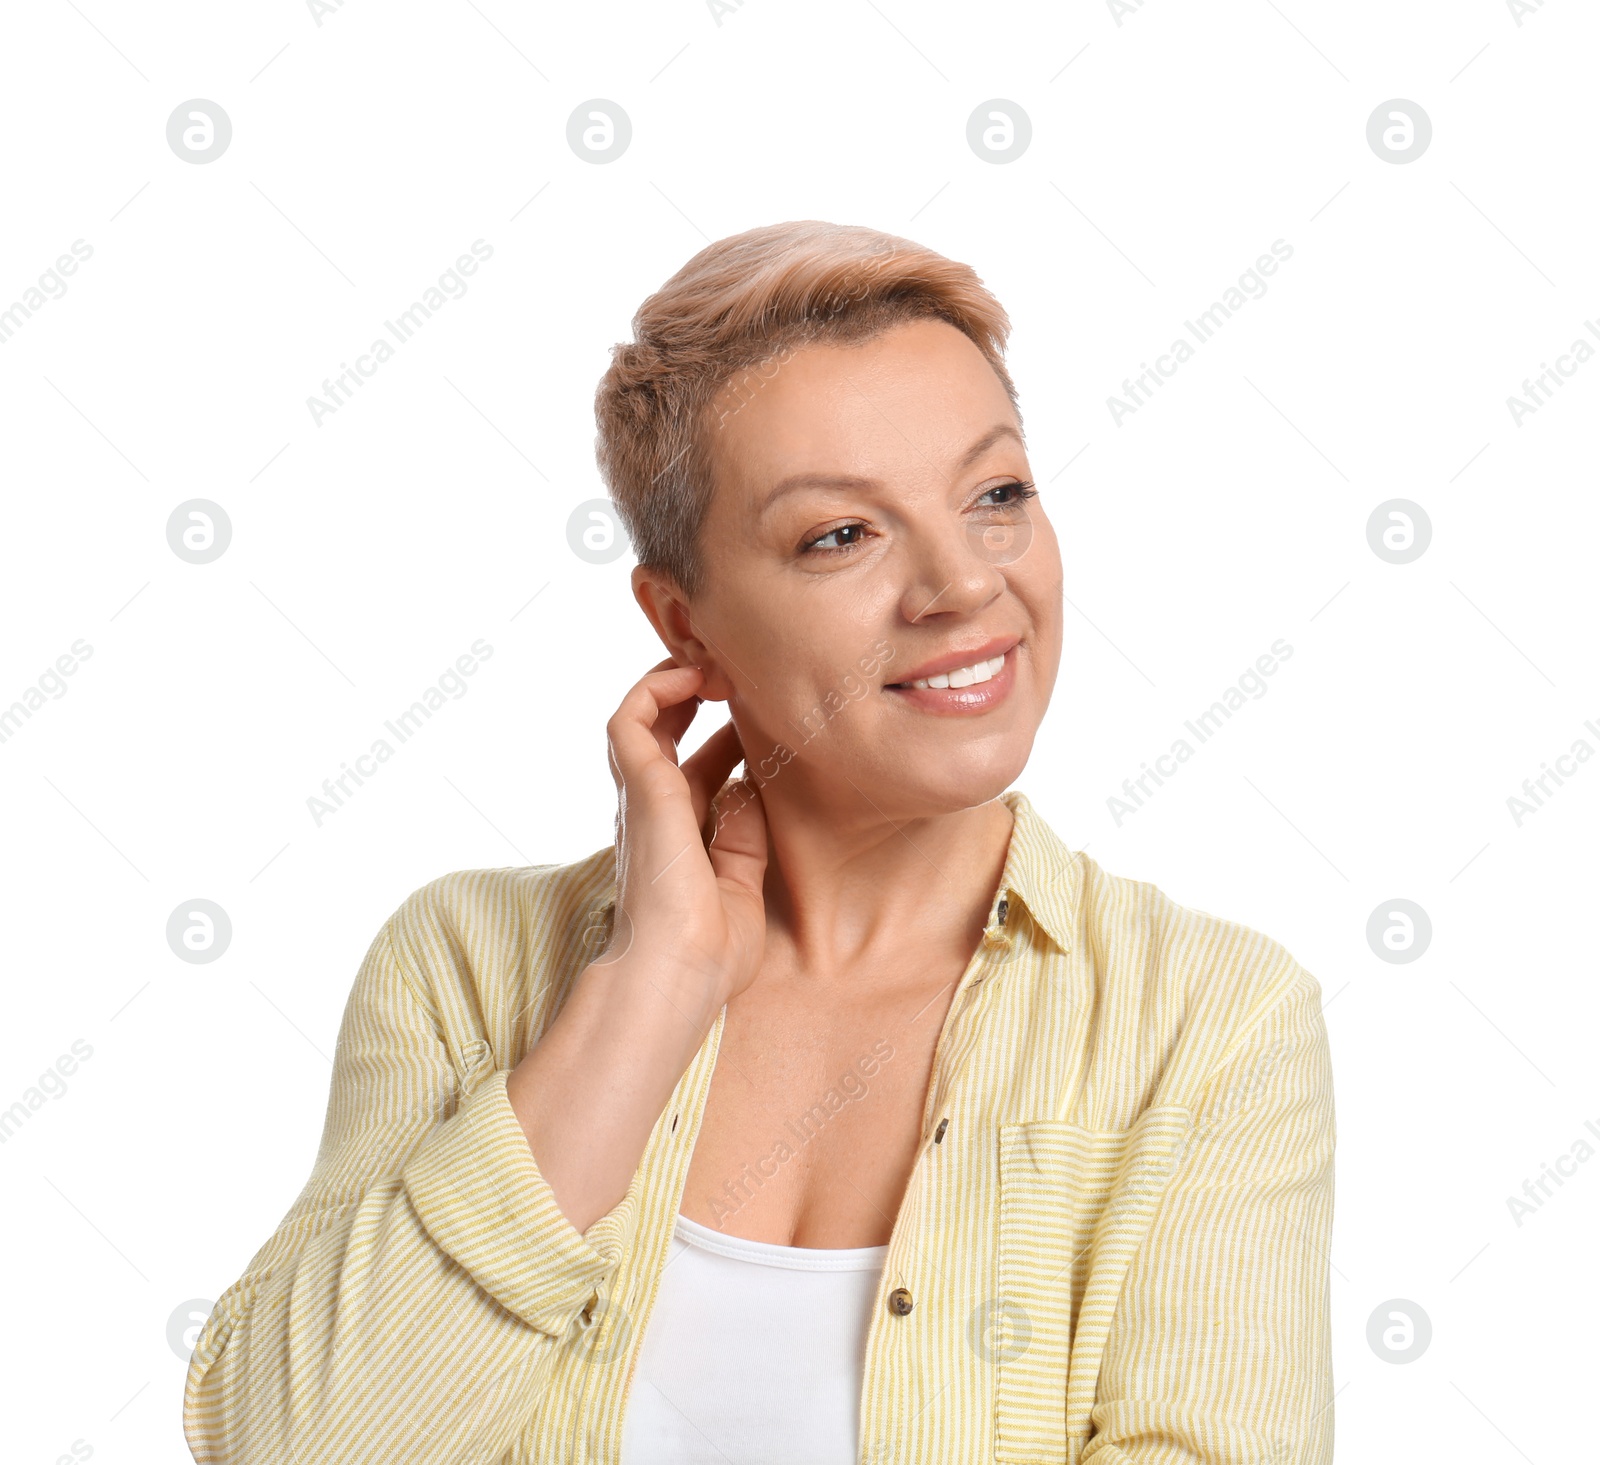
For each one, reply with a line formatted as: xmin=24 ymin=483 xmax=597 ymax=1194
xmin=1061 ymin=855 xmax=1327 ymax=1123
xmin=389 ymin=846 xmax=615 ymax=936
xmin=1075 ymin=852 xmax=1321 ymax=1024
xmin=372 ymin=846 xmax=618 ymax=1034
xmin=1004 ymin=791 xmax=1317 ymax=1019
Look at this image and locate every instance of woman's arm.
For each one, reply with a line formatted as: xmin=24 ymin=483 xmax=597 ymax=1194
xmin=183 ymin=662 xmax=767 ymax=1463
xmin=183 ymin=906 xmax=625 ymax=1464
xmin=1083 ymin=973 xmax=1337 ymax=1463
xmin=507 ymin=660 xmax=768 ymax=1234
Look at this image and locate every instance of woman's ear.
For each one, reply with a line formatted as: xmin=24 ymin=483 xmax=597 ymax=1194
xmin=631 ymin=565 xmax=736 ymax=702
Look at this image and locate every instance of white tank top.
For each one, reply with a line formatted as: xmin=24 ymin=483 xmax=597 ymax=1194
xmin=619 ymin=1213 xmax=888 ymax=1463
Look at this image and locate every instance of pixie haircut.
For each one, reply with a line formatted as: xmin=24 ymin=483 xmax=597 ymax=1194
xmin=593 ymin=220 xmax=1019 ymax=599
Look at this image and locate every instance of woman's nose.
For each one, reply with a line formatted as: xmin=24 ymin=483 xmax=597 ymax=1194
xmin=898 ymin=524 xmax=1011 ymax=623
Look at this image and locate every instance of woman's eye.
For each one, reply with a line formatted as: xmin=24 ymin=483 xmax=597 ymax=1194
xmin=799 ymin=484 xmax=1034 ymax=557
xmin=802 ymin=522 xmax=868 ymax=554
xmin=978 ymin=479 xmax=1038 ymax=509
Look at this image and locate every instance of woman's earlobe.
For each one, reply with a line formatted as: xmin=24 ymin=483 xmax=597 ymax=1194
xmin=697 ymin=678 xmax=732 ymax=704
xmin=690 ymin=662 xmax=736 ymax=703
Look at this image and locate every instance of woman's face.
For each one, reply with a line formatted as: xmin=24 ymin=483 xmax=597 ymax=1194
xmin=637 ymin=315 xmax=1064 ymax=822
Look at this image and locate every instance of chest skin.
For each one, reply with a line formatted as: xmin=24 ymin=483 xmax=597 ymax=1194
xmin=677 ymin=945 xmax=968 ymax=1250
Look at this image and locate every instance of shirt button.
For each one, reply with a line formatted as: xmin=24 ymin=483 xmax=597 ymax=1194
xmin=887 ymin=1287 xmax=914 ymax=1316
xmin=933 ymin=1118 xmax=949 ymax=1144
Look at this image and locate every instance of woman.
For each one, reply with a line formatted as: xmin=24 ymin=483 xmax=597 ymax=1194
xmin=184 ymin=221 xmax=1335 ymax=1465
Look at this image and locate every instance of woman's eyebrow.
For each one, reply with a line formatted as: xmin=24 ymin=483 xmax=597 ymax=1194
xmin=757 ymin=422 xmax=1025 ymax=516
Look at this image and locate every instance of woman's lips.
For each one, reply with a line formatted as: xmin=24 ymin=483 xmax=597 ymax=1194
xmin=882 ymin=645 xmax=1018 ymax=715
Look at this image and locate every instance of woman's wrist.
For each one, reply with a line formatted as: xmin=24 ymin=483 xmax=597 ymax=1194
xmin=503 ymin=948 xmax=723 ymax=1233
xmin=574 ymin=948 xmax=726 ymax=1055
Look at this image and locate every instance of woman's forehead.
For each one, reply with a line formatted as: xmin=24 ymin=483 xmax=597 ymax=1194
xmin=706 ymin=327 xmax=1019 ymax=488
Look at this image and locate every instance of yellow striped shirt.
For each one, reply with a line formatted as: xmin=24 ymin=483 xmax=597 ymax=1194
xmin=183 ymin=788 xmax=1335 ymax=1464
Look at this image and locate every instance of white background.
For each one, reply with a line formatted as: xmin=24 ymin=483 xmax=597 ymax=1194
xmin=1 ymin=1 xmax=1595 ymax=1460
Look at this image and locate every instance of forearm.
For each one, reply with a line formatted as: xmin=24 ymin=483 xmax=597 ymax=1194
xmin=506 ymin=953 xmax=722 ymax=1233
xmin=185 ymin=1170 xmax=550 ymax=1464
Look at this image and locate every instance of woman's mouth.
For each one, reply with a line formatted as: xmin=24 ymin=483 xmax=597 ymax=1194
xmin=893 ymin=652 xmax=1006 ymax=690
xmin=883 ymin=645 xmax=1018 ymax=715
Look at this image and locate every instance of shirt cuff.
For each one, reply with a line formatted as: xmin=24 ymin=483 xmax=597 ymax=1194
xmin=400 ymin=1065 xmax=626 ymax=1337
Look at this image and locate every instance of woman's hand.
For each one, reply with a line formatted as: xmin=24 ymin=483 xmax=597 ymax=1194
xmin=600 ymin=657 xmax=770 ymax=1011
xmin=505 ymin=658 xmax=770 ymax=1233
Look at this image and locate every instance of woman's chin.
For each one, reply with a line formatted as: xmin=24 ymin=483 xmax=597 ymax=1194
xmin=846 ymin=752 xmax=1030 ymax=822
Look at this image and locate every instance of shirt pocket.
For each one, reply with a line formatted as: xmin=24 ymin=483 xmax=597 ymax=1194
xmin=991 ymin=1106 xmax=1193 ymax=1465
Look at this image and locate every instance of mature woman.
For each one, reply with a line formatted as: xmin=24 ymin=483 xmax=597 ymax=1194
xmin=184 ymin=221 xmax=1335 ymax=1465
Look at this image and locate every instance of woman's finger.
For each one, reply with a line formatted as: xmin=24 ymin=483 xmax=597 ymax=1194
xmin=678 ymin=718 xmax=746 ymax=833
xmin=705 ymin=775 xmax=769 ymax=901
xmin=650 ymin=689 xmax=702 ymax=766
xmin=605 ymin=664 xmax=705 ymax=801
xmin=636 ymin=657 xmax=708 ymax=765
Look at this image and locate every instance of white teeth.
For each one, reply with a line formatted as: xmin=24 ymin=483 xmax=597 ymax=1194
xmin=910 ymin=652 xmax=1007 ymax=690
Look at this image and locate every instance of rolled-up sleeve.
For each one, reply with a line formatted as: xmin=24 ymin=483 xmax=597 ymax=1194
xmin=183 ymin=909 xmax=625 ymax=1464
xmin=1084 ymin=972 xmax=1337 ymax=1464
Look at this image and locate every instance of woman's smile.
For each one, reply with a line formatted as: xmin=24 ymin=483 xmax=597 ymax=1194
xmin=881 ymin=637 xmax=1021 ymax=716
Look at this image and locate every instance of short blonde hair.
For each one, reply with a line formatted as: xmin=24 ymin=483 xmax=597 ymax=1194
xmin=593 ymin=220 xmax=1018 ymax=598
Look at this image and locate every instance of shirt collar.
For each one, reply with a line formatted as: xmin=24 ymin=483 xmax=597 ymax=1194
xmin=991 ymin=788 xmax=1084 ymax=955
xmin=591 ymin=785 xmax=1085 ymax=955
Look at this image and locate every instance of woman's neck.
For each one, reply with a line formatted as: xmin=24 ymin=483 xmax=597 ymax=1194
xmin=748 ymin=789 xmax=1015 ymax=977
